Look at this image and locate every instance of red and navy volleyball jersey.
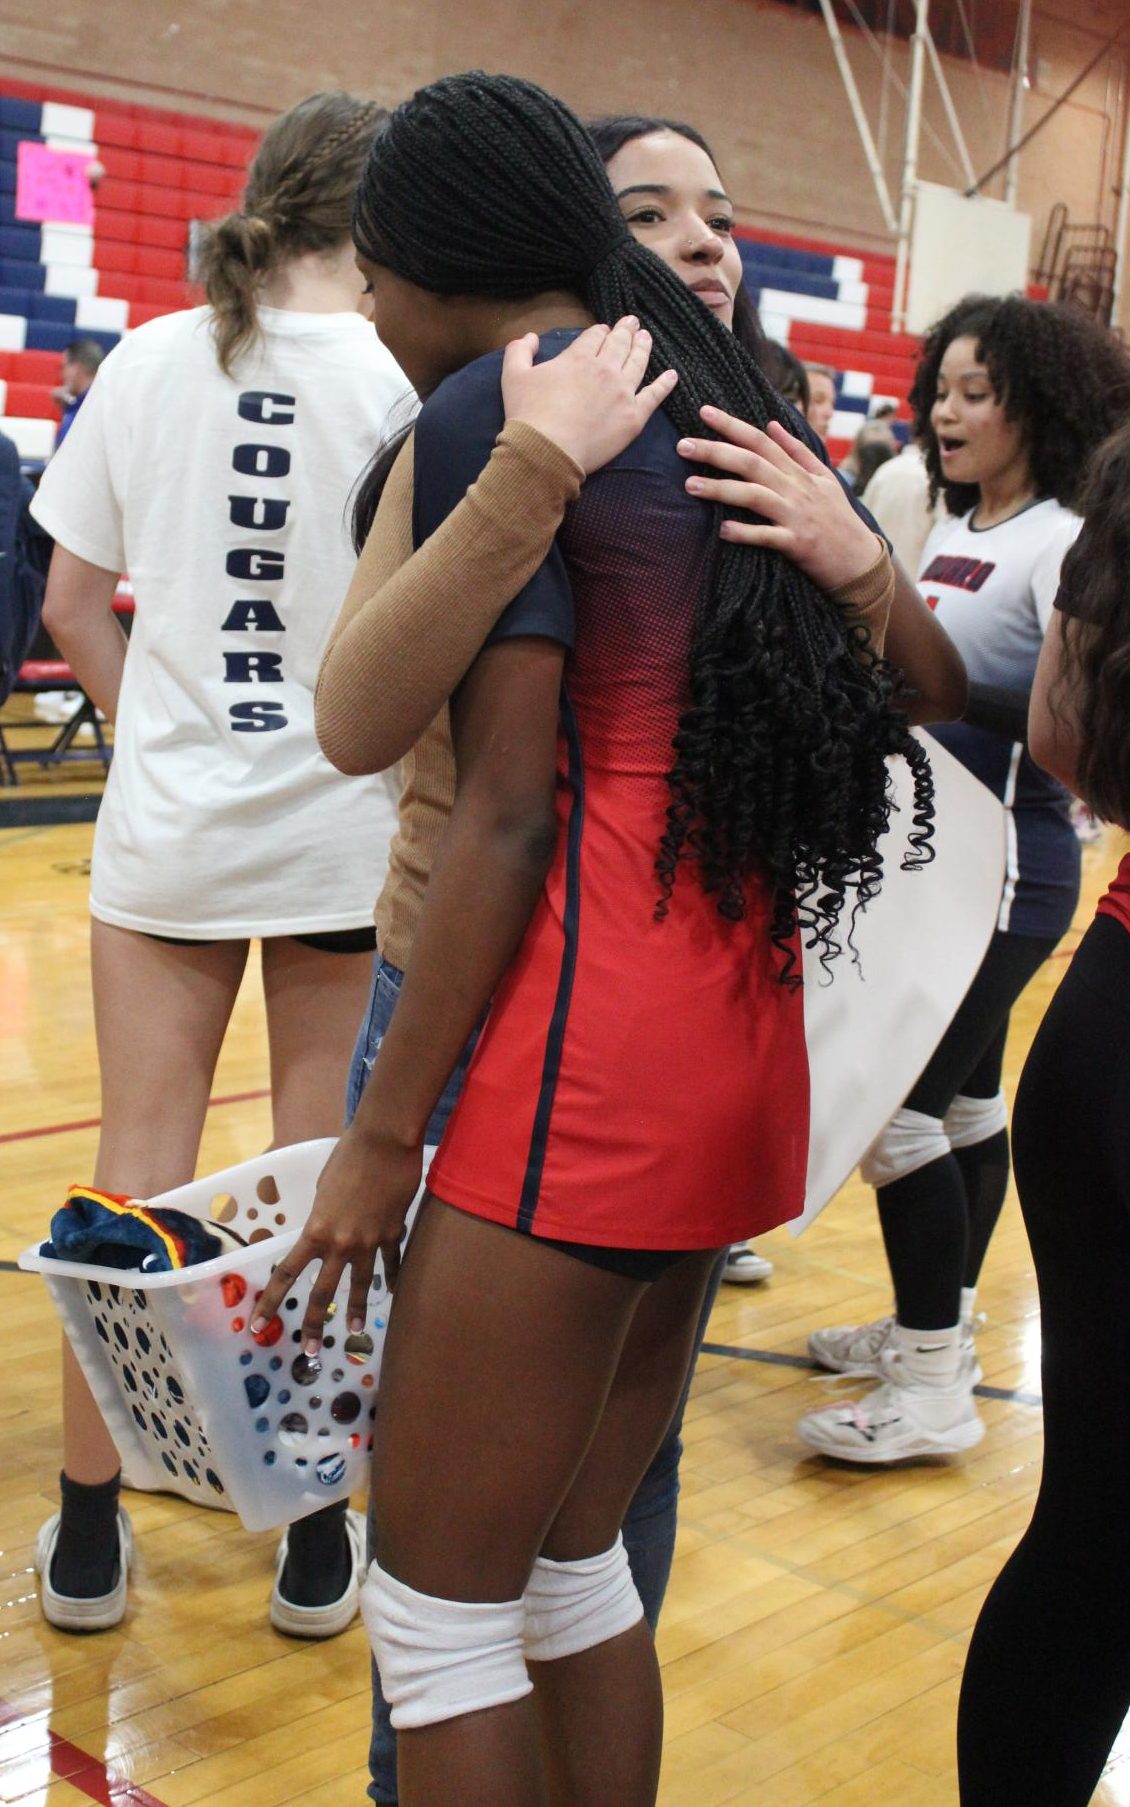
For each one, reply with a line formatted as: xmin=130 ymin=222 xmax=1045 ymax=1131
xmin=414 ymin=330 xmax=854 ymax=1249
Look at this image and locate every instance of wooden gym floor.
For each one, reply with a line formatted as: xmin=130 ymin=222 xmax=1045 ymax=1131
xmin=2 ymin=808 xmax=1128 ymax=1807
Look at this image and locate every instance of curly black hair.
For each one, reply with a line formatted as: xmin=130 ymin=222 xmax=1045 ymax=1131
xmin=1054 ymin=420 xmax=1130 ymax=829
xmin=352 ymin=73 xmax=934 ymax=974
xmin=909 ymin=293 xmax=1130 ymax=517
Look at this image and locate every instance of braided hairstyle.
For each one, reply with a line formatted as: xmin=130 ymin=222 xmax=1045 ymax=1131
xmin=196 ymin=91 xmax=389 ymax=375
xmin=910 ymin=292 xmax=1130 ymax=517
xmin=353 ymin=73 xmax=934 ymax=972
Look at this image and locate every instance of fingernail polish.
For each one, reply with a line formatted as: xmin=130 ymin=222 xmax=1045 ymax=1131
xmin=305 ymin=1338 xmax=320 ymax=1356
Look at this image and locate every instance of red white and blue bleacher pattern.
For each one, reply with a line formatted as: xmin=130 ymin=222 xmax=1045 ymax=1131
xmin=0 ymin=86 xmax=253 ymax=460
xmin=736 ymin=230 xmax=919 ymax=458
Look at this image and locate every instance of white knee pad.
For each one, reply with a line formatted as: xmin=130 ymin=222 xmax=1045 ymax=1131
xmin=859 ymin=1106 xmax=949 ymax=1189
xmin=944 ymin=1090 xmax=1008 ymax=1150
xmin=361 ymin=1559 xmax=531 ymax=1730
xmin=523 ymin=1534 xmax=644 ymax=1663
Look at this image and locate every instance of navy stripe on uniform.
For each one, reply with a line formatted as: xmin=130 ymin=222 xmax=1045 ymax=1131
xmin=516 ymin=688 xmax=585 ymax=1236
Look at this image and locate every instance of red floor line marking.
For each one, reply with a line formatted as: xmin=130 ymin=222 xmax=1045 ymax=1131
xmin=0 ymin=1088 xmax=271 ymax=1146
xmin=0 ymin=1696 xmax=171 ymax=1807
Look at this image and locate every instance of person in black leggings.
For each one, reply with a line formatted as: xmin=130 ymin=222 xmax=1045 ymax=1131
xmin=797 ymin=295 xmax=1130 ymax=1464
xmin=958 ymin=422 xmax=1130 ymax=1804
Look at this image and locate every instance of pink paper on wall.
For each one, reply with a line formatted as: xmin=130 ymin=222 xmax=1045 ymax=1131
xmin=15 ymin=141 xmax=95 ymax=228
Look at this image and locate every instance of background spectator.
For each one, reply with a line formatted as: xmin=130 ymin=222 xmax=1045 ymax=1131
xmin=861 ymin=436 xmax=944 ymax=578
xmin=0 ymin=426 xmax=51 ymax=703
xmin=803 ymin=360 xmax=837 ymax=440
xmin=52 ymin=340 xmax=105 ymax=448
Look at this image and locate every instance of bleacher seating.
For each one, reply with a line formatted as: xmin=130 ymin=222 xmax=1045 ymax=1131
xmin=0 ymin=76 xmax=920 ymax=470
xmin=737 ymin=228 xmax=920 ymax=461
xmin=0 ymin=584 xmax=132 ymax=785
xmin=0 ymin=82 xmax=253 ymax=460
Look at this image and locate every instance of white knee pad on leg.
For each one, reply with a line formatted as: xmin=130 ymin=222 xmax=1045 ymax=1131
xmin=523 ymin=1533 xmax=644 ymax=1663
xmin=361 ymin=1559 xmax=531 ymax=1730
xmin=860 ymin=1107 xmax=949 ymax=1189
xmin=944 ymin=1091 xmax=1008 ymax=1150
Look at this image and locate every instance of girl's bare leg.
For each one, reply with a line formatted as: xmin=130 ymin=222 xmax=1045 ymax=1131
xmin=260 ymin=935 xmax=375 ymax=1615
xmin=63 ymin=924 xmax=251 ymax=1483
xmin=531 ymin=1249 xmax=720 ymax=1807
xmin=47 ymin=925 xmax=249 ymax=1613
xmin=371 ymin=1194 xmax=718 ymax=1807
xmin=260 ymin=936 xmax=374 ymax=1145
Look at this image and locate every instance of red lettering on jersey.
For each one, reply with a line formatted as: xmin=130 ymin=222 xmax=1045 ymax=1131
xmin=920 ymin=554 xmax=996 ymax=593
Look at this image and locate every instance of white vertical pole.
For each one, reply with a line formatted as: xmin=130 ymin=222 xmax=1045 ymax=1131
xmin=892 ymin=0 xmax=930 ymax=333
xmin=1111 ymin=60 xmax=1130 ymax=323
xmin=922 ymin=25 xmax=977 ymax=190
xmin=1005 ymin=0 xmax=1033 ymax=205
xmin=816 ymin=0 xmax=899 ymax=233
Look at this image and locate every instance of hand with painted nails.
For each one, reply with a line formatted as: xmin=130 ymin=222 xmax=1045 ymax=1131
xmin=678 ymin=407 xmax=881 ymax=594
xmin=249 ymin=1124 xmax=422 ymax=1355
xmin=502 ymin=316 xmax=678 ymax=474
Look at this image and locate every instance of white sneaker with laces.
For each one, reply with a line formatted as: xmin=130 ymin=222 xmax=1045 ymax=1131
xmin=808 ymin=1313 xmax=896 ymax=1374
xmin=722 ymin=1243 xmax=773 ymax=1283
xmin=35 ymin=1507 xmax=133 ymax=1632
xmin=809 ymin=1312 xmax=983 ymax=1383
xmin=270 ymin=1506 xmax=365 ymax=1639
xmin=796 ymin=1349 xmax=985 ymax=1464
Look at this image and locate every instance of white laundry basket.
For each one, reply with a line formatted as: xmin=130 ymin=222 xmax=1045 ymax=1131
xmin=20 ymin=1139 xmax=396 ymax=1532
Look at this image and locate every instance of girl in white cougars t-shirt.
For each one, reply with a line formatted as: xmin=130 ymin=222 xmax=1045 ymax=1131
xmin=28 ymin=93 xmax=406 ymax=1641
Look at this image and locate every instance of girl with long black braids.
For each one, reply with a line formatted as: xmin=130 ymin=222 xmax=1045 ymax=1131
xmin=321 ymin=110 xmax=962 ymax=1805
xmin=253 ymin=73 xmax=940 ymax=1804
xmin=956 ymin=423 xmax=1130 ymax=1804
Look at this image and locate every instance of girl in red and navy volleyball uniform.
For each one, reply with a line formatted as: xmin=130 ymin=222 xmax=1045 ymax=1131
xmin=422 ymin=335 xmax=809 ymax=1258
xmin=252 ymin=74 xmax=939 ymax=1806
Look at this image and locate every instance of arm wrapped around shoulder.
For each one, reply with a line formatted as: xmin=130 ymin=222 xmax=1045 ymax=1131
xmin=316 ymin=423 xmax=583 ymax=777
xmin=828 ymin=537 xmax=895 ymax=659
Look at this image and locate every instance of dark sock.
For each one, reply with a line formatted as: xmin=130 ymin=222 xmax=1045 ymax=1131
xmin=876 ymin=1154 xmax=969 ymax=1330
xmin=956 ymin=1129 xmax=1011 ymax=1288
xmin=279 ymin=1499 xmax=352 ymax=1607
xmin=52 ymin=1470 xmax=122 ymax=1598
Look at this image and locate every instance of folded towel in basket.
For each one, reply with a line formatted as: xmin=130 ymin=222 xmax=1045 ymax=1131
xmin=41 ymin=1185 xmax=246 ymax=1272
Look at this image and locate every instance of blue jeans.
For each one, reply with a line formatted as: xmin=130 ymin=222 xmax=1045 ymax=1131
xmin=348 ymin=956 xmax=725 ymax=1805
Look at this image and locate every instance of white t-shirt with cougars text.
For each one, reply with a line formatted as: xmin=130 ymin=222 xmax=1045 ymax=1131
xmin=32 ymin=305 xmax=408 ymax=937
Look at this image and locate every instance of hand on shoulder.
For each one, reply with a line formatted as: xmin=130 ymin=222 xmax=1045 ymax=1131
xmin=501 ymin=317 xmax=678 ymax=476
xmin=678 ymin=407 xmax=881 ymax=593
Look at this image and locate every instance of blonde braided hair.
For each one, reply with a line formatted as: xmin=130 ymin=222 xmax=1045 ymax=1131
xmin=196 ymin=91 xmax=389 ymax=375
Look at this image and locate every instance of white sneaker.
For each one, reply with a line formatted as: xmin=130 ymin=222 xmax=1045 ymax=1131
xmin=33 ymin=690 xmax=82 ymax=725
xmin=809 ymin=1313 xmax=983 ymax=1383
xmin=796 ymin=1350 xmax=984 ymax=1463
xmin=270 ymin=1506 xmax=365 ymax=1639
xmin=35 ymin=1507 xmax=133 ymax=1632
xmin=723 ymin=1243 xmax=773 ymax=1283
xmin=808 ymin=1313 xmax=896 ymax=1374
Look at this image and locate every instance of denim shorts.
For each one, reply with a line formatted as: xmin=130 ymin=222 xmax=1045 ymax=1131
xmin=344 ymin=956 xmax=479 ymax=1140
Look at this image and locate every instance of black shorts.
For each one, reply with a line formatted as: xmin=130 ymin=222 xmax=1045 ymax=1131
xmin=143 ymin=926 xmax=377 ymax=955
xmin=530 ymin=1232 xmax=704 ymax=1283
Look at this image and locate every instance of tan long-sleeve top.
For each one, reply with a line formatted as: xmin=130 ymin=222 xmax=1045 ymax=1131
xmin=315 ymin=423 xmax=894 ymax=972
